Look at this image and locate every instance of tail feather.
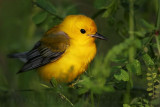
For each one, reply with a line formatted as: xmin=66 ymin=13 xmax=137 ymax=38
xmin=8 ymin=52 xmax=28 ymax=62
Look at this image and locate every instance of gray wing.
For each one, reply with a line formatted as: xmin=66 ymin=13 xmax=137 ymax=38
xmin=17 ymin=32 xmax=69 ymax=73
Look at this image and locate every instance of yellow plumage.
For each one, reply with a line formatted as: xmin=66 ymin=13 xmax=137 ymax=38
xmin=11 ymin=15 xmax=106 ymax=83
xmin=39 ymin=15 xmax=97 ymax=82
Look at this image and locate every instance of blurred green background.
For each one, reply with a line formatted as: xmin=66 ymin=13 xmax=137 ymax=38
xmin=0 ymin=0 xmax=160 ymax=107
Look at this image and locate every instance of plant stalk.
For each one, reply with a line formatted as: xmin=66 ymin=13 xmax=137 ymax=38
xmin=155 ymin=0 xmax=160 ymax=58
xmin=91 ymin=91 xmax=95 ymax=107
xmin=123 ymin=0 xmax=134 ymax=104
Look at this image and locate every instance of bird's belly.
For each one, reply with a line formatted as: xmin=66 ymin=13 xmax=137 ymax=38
xmin=38 ymin=43 xmax=96 ymax=82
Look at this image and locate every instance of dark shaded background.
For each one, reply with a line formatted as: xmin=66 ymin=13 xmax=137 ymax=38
xmin=0 ymin=0 xmax=159 ymax=107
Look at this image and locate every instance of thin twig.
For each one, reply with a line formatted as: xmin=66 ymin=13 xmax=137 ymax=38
xmin=58 ymin=92 xmax=74 ymax=107
xmin=32 ymin=1 xmax=63 ymax=20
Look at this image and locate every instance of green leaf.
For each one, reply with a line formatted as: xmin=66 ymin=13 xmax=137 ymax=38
xmin=114 ymin=69 xmax=129 ymax=81
xmin=155 ymin=90 xmax=160 ymax=94
xmin=36 ymin=0 xmax=56 ymax=13
xmin=111 ymin=57 xmax=127 ymax=63
xmin=142 ymin=54 xmax=154 ymax=66
xmin=147 ymin=83 xmax=153 ymax=86
xmin=105 ymin=37 xmax=134 ymax=64
xmin=123 ymin=104 xmax=130 ymax=107
xmin=111 ymin=66 xmax=122 ymax=72
xmin=154 ymin=85 xmax=160 ymax=89
xmin=65 ymin=5 xmax=78 ymax=15
xmin=154 ymin=79 xmax=160 ymax=83
xmin=130 ymin=97 xmax=139 ymax=104
xmin=103 ymin=85 xmax=115 ymax=92
xmin=143 ymin=99 xmax=149 ymax=104
xmin=35 ymin=0 xmax=57 ymax=16
xmin=40 ymin=83 xmax=50 ymax=88
xmin=147 ymin=88 xmax=153 ymax=91
xmin=127 ymin=60 xmax=142 ymax=76
xmin=102 ymin=0 xmax=120 ymax=18
xmin=32 ymin=11 xmax=48 ymax=24
xmin=134 ymin=31 xmax=146 ymax=37
xmin=146 ymin=73 xmax=152 ymax=76
xmin=151 ymin=98 xmax=160 ymax=105
xmin=134 ymin=39 xmax=142 ymax=49
xmin=139 ymin=105 xmax=144 ymax=107
xmin=94 ymin=0 xmax=107 ymax=9
xmin=144 ymin=104 xmax=150 ymax=107
xmin=78 ymin=88 xmax=89 ymax=95
xmin=133 ymin=60 xmax=142 ymax=75
xmin=152 ymin=73 xmax=157 ymax=79
xmin=102 ymin=9 xmax=113 ymax=18
xmin=147 ymin=77 xmax=152 ymax=80
xmin=140 ymin=19 xmax=155 ymax=31
xmin=148 ymin=93 xmax=153 ymax=96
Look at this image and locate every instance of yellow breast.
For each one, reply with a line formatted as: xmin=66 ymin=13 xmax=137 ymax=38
xmin=38 ymin=41 xmax=96 ymax=82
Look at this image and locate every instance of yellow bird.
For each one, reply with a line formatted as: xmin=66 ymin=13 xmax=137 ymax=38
xmin=10 ymin=15 xmax=106 ymax=83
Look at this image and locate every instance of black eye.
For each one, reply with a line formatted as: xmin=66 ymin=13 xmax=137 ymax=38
xmin=80 ymin=29 xmax=86 ymax=34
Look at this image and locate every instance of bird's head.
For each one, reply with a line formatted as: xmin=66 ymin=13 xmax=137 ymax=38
xmin=59 ymin=15 xmax=106 ymax=42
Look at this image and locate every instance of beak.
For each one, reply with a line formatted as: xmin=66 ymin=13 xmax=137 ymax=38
xmin=89 ymin=32 xmax=106 ymax=40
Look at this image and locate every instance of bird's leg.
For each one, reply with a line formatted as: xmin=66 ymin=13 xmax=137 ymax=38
xmin=68 ymin=76 xmax=81 ymax=88
xmin=50 ymin=80 xmax=54 ymax=87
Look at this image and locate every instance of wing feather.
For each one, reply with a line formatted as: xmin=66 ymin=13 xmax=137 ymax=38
xmin=17 ymin=32 xmax=69 ymax=73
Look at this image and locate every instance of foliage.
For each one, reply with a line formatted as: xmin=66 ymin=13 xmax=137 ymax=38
xmin=0 ymin=0 xmax=160 ymax=107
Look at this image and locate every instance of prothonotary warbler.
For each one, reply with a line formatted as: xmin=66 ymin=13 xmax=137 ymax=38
xmin=10 ymin=15 xmax=106 ymax=83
